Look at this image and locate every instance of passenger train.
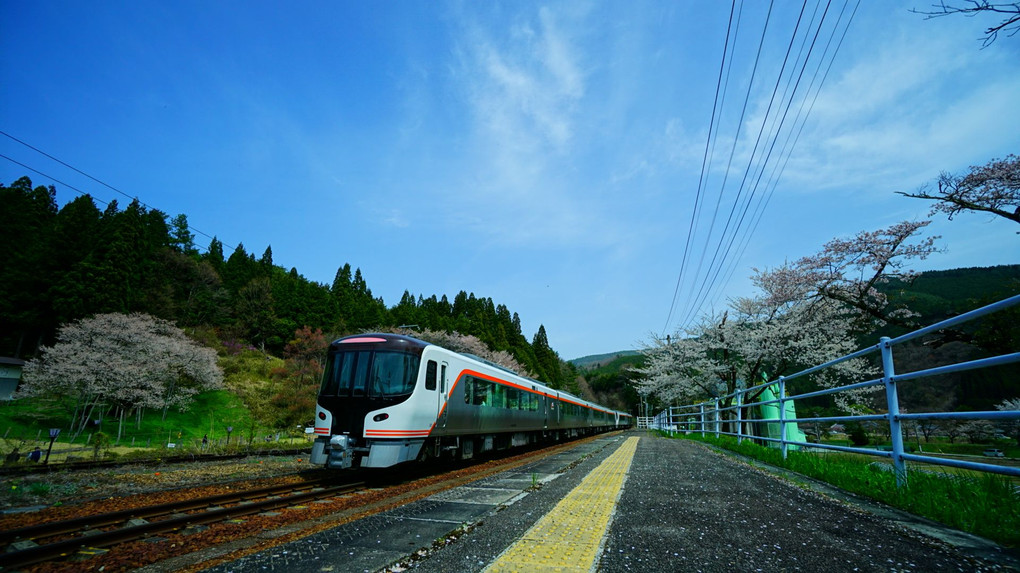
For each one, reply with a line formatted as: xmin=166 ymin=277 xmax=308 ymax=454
xmin=309 ymin=334 xmax=632 ymax=469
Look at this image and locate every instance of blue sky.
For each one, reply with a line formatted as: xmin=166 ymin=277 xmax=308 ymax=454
xmin=2 ymin=1 xmax=1018 ymax=360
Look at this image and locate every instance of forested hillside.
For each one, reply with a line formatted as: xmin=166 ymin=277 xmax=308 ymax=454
xmin=577 ymin=354 xmax=644 ymax=413
xmin=883 ymin=265 xmax=1020 ymax=322
xmin=0 ymin=177 xmax=572 ymax=389
xmin=570 ymin=350 xmax=640 ymax=369
xmin=878 ymin=264 xmax=1019 ymax=411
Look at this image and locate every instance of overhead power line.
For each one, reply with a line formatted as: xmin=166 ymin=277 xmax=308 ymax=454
xmin=676 ymin=0 xmax=819 ymax=331
xmin=664 ymin=0 xmax=860 ymax=335
xmin=0 ymin=130 xmax=233 ymax=252
xmin=663 ymin=0 xmax=740 ymax=335
xmin=706 ymin=0 xmax=861 ymax=315
xmin=0 ymin=152 xmax=114 ymax=208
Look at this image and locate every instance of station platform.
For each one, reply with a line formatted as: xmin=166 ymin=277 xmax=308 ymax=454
xmin=200 ymin=431 xmax=1016 ymax=573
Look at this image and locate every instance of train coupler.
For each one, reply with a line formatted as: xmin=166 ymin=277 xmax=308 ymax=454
xmin=327 ymin=435 xmax=356 ymax=469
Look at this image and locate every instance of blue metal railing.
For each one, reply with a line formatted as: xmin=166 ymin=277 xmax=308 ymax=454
xmin=650 ymin=294 xmax=1020 ymax=486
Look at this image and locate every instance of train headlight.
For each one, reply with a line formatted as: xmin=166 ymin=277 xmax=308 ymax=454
xmin=318 ymin=412 xmax=326 ymax=421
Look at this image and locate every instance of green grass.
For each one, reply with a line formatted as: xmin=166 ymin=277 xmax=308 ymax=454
xmin=0 ymin=391 xmax=304 ymax=463
xmin=663 ymin=431 xmax=1020 ymax=548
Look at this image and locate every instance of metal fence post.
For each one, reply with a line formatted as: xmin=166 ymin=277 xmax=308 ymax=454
xmin=881 ymin=336 xmax=907 ymax=486
xmin=714 ymin=400 xmax=721 ymax=438
xmin=700 ymin=403 xmax=706 ymax=437
xmin=736 ymin=390 xmax=743 ymax=445
xmin=779 ymin=376 xmax=788 ymax=460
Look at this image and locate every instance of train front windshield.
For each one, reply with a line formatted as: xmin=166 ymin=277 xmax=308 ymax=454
xmin=320 ymin=350 xmax=420 ymax=398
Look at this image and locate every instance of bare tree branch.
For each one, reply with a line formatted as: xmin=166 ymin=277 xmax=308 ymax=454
xmin=911 ymin=1 xmax=1020 ymax=47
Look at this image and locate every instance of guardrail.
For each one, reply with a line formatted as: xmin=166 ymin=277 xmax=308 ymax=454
xmin=651 ymin=294 xmax=1020 ymax=486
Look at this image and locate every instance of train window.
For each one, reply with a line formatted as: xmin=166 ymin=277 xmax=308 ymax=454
xmin=507 ymin=388 xmax=520 ymax=410
xmin=325 ymin=351 xmax=357 ymax=397
xmin=425 ymin=360 xmax=437 ymax=391
xmin=441 ymin=364 xmax=447 ymax=393
xmin=472 ymin=378 xmax=490 ymax=406
xmin=320 ymin=353 xmax=342 ymax=396
xmin=491 ymin=384 xmax=505 ymax=409
xmin=464 ymin=375 xmax=473 ymax=404
xmin=351 ymin=351 xmax=370 ymax=397
xmin=370 ymin=352 xmax=420 ymax=397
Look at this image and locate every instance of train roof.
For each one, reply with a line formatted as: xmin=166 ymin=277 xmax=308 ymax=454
xmin=328 ymin=333 xmax=628 ymax=416
xmin=328 ymin=333 xmax=430 ymax=352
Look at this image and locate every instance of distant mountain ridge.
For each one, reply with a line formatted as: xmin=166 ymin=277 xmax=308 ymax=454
xmin=569 ymin=350 xmax=640 ymax=368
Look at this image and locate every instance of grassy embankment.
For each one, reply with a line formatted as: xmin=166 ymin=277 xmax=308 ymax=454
xmin=0 ymin=391 xmax=312 ymax=464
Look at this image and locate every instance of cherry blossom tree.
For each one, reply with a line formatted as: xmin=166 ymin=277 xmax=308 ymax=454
xmin=997 ymin=398 xmax=1020 ymax=444
xmin=19 ymin=313 xmax=222 ymax=439
xmin=790 ymin=221 xmax=941 ymax=329
xmin=639 ymin=220 xmax=944 ymax=427
xmin=899 ymin=154 xmax=1020 ymax=227
xmin=638 ymin=265 xmax=875 ymax=417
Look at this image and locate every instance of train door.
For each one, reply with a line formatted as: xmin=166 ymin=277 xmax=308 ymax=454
xmin=438 ymin=362 xmax=449 ymax=429
xmin=543 ymin=393 xmax=549 ymax=429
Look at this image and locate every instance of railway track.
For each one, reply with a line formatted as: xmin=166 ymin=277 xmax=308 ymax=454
xmin=0 ymin=476 xmax=363 ymax=570
xmin=0 ymin=435 xmax=609 ymax=571
xmin=0 ymin=447 xmax=312 ymax=477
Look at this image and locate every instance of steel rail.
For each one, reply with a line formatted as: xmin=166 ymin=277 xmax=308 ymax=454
xmin=0 ymin=476 xmax=335 ymax=545
xmin=0 ymin=480 xmax=363 ymax=570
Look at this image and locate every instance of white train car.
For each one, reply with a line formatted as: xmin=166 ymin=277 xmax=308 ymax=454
xmin=309 ymin=334 xmax=632 ymax=469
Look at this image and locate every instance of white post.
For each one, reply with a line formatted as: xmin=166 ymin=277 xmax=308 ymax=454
xmin=714 ymin=400 xmax=721 ymax=438
xmin=736 ymin=391 xmax=744 ymax=445
xmin=779 ymin=376 xmax=788 ymax=460
xmin=881 ymin=337 xmax=907 ymax=486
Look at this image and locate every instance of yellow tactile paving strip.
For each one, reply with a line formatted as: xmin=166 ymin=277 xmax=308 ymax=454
xmin=485 ymin=436 xmax=639 ymax=573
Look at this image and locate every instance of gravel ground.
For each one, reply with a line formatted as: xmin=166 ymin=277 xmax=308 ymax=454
xmin=0 ymin=455 xmax=311 ymax=514
xmin=600 ymin=435 xmax=1010 ymax=572
xmin=403 ymin=432 xmax=1013 ymax=573
xmin=396 ymin=434 xmax=626 ymax=573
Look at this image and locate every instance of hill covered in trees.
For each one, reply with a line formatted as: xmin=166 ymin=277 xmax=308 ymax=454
xmin=0 ymin=177 xmax=574 ymax=390
xmin=882 ymin=264 xmax=1019 ymax=324
xmin=877 ymin=264 xmax=1019 ymax=412
xmin=569 ymin=350 xmax=640 ymax=369
xmin=576 ymin=353 xmax=643 ymax=413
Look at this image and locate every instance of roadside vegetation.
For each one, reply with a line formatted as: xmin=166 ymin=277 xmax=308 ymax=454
xmin=0 ymin=389 xmax=310 ymax=466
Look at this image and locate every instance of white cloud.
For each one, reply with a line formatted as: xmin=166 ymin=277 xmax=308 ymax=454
xmin=761 ymin=16 xmax=1020 ymax=196
xmin=439 ymin=4 xmax=623 ymax=248
xmin=381 ymin=209 xmax=410 ymax=228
